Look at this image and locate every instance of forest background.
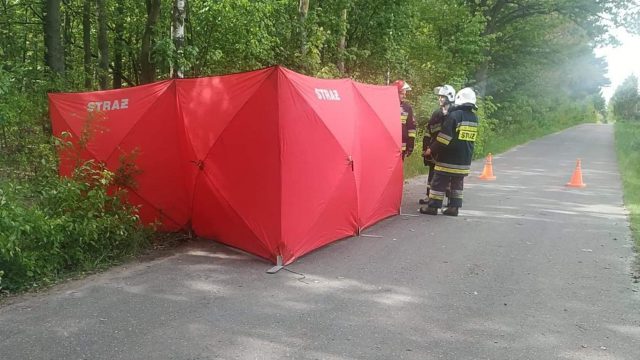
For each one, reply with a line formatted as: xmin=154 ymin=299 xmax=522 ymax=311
xmin=1 ymin=0 xmax=639 ymax=293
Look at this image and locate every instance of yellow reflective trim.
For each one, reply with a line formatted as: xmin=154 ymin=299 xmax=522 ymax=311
xmin=436 ymin=137 xmax=450 ymax=145
xmin=458 ymin=130 xmax=477 ymax=142
xmin=434 ymin=165 xmax=470 ymax=175
xmin=408 ymin=130 xmax=417 ymax=138
xmin=458 ymin=125 xmax=477 ymax=132
xmin=429 ymin=194 xmax=445 ymax=200
xmin=400 ymin=115 xmax=408 ymax=124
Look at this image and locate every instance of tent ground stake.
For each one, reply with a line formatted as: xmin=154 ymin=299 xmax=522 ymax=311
xmin=266 ymin=255 xmax=284 ymax=274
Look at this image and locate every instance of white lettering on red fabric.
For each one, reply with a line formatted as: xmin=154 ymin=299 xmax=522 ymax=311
xmin=87 ymin=99 xmax=129 ymax=112
xmin=314 ymin=88 xmax=341 ymax=101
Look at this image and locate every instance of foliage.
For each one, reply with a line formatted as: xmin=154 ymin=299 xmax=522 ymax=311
xmin=611 ymin=74 xmax=640 ymax=121
xmin=614 ymin=120 xmax=640 ymax=263
xmin=0 ymin=160 xmax=151 ymax=292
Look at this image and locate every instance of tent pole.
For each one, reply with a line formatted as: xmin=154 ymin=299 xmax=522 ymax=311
xmin=266 ymin=255 xmax=284 ymax=274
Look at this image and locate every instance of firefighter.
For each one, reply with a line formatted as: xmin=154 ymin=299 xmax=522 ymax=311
xmin=394 ymin=80 xmax=416 ymax=160
xmin=419 ymin=87 xmax=478 ymax=216
xmin=419 ymin=85 xmax=456 ymax=205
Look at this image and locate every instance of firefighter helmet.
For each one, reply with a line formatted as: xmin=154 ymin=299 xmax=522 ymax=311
xmin=434 ymin=85 xmax=456 ymax=103
xmin=394 ymin=80 xmax=412 ymax=92
xmin=455 ymin=87 xmax=477 ymax=107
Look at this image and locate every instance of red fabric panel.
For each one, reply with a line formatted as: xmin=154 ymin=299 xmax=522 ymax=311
xmin=176 ymin=68 xmax=273 ymax=160
xmin=182 ymin=69 xmax=282 ymax=258
xmin=49 ymin=81 xmax=188 ymax=230
xmin=191 ymin=174 xmax=274 ymax=262
xmin=48 ymin=81 xmax=174 ymax=161
xmin=277 ymin=68 xmax=358 ymax=264
xmin=104 ymin=82 xmax=190 ymax=230
xmin=176 ymin=68 xmax=273 ymax=222
xmin=352 ymin=83 xmax=402 ymax=227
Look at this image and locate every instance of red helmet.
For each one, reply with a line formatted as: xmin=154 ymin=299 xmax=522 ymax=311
xmin=393 ymin=80 xmax=412 ymax=91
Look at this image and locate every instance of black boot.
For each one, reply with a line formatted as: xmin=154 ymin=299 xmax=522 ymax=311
xmin=419 ymin=206 xmax=438 ymax=215
xmin=442 ymin=207 xmax=459 ymax=216
xmin=418 ymin=189 xmax=430 ymax=205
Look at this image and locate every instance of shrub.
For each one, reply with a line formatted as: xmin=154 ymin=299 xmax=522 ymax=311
xmin=0 ymin=161 xmax=151 ymax=292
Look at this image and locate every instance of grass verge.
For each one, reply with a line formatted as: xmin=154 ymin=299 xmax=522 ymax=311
xmin=614 ymin=120 xmax=640 ymax=258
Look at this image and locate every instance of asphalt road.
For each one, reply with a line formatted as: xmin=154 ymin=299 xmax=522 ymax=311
xmin=1 ymin=123 xmax=639 ymax=360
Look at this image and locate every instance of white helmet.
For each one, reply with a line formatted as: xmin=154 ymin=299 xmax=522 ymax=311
xmin=435 ymin=85 xmax=456 ymax=103
xmin=455 ymin=87 xmax=477 ymax=107
xmin=394 ymin=80 xmax=411 ymax=91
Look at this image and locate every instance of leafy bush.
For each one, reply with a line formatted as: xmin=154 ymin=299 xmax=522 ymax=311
xmin=0 ymin=161 xmax=151 ymax=292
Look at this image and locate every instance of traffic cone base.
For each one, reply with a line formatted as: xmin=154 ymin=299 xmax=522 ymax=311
xmin=479 ymin=153 xmax=496 ymax=180
xmin=566 ymin=159 xmax=586 ymax=188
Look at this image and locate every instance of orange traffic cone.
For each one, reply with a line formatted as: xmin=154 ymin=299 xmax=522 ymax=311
xmin=566 ymin=159 xmax=586 ymax=188
xmin=479 ymin=153 xmax=496 ymax=180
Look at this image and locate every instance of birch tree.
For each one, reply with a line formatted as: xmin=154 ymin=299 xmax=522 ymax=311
xmin=171 ymin=0 xmax=186 ymax=78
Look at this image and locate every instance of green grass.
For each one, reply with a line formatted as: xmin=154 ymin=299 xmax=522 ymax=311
xmin=614 ymin=120 xmax=640 ymax=256
xmin=403 ymin=139 xmax=429 ymax=179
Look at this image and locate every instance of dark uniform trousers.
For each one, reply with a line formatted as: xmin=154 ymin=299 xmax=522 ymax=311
xmin=428 ymin=173 xmax=463 ymax=208
xmin=426 ymin=162 xmax=435 ymax=195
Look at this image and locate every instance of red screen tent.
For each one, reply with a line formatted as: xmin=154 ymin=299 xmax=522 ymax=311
xmin=49 ymin=66 xmax=402 ymax=265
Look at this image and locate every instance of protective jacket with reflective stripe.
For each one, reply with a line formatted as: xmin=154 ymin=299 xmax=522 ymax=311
xmin=429 ymin=105 xmax=478 ymax=176
xmin=422 ymin=107 xmax=447 ymax=164
xmin=401 ymin=101 xmax=416 ymax=155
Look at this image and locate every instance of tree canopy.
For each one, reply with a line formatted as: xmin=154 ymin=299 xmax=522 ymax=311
xmin=0 ymin=0 xmax=633 ymax=170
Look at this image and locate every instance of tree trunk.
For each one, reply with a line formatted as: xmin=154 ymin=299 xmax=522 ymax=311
xmin=171 ymin=0 xmax=186 ymax=78
xmin=44 ymin=0 xmax=64 ymax=74
xmin=113 ymin=0 xmax=124 ymax=88
xmin=63 ymin=4 xmax=72 ymax=71
xmin=83 ymin=0 xmax=92 ymax=88
xmin=337 ymin=8 xmax=348 ymax=75
xmin=299 ymin=0 xmax=310 ymax=57
xmin=97 ymin=0 xmax=109 ymax=89
xmin=140 ymin=0 xmax=161 ymax=84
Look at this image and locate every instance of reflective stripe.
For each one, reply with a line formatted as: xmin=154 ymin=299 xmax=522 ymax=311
xmin=401 ymin=114 xmax=408 ymax=124
xmin=437 ymin=162 xmax=470 ymax=170
xmin=436 ymin=137 xmax=450 ymax=145
xmin=430 ymin=190 xmax=446 ymax=197
xmin=429 ymin=193 xmax=445 ymax=201
xmin=450 ymin=190 xmax=463 ymax=199
xmin=458 ymin=125 xmax=477 ymax=132
xmin=402 ymin=143 xmax=407 ymax=151
xmin=408 ymin=129 xmax=417 ymax=138
xmin=459 ymin=121 xmax=477 ymax=127
xmin=434 ymin=165 xmax=470 ymax=175
xmin=438 ymin=133 xmax=452 ymax=141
